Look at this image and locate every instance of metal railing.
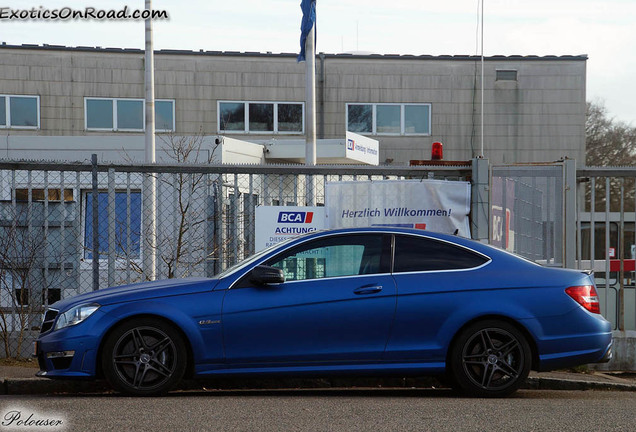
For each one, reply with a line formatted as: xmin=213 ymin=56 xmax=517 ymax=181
xmin=576 ymin=167 xmax=636 ymax=331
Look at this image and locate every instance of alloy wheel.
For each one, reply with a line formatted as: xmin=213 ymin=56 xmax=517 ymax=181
xmin=111 ymin=325 xmax=178 ymax=391
xmin=461 ymin=327 xmax=525 ymax=391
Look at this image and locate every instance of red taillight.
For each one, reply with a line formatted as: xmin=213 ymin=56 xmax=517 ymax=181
xmin=565 ymin=285 xmax=601 ymax=314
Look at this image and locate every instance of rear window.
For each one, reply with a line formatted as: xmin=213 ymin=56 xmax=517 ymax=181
xmin=393 ymin=235 xmax=489 ymax=273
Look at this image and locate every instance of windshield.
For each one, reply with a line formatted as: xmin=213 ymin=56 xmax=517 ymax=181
xmin=215 ymin=236 xmax=300 ymax=279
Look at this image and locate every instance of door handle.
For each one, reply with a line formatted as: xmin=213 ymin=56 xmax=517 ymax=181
xmin=353 ymin=285 xmax=383 ymax=295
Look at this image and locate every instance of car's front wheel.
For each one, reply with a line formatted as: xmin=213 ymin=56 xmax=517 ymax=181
xmin=102 ymin=317 xmax=187 ymax=396
xmin=449 ymin=320 xmax=531 ymax=397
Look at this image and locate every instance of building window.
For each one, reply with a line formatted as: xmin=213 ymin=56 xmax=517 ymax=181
xmin=496 ymin=70 xmax=518 ymax=81
xmin=346 ymin=103 xmax=431 ymax=136
xmin=12 ymin=288 xmax=61 ymax=306
xmin=278 ymin=103 xmax=303 ymax=132
xmin=155 ymin=100 xmax=175 ymax=132
xmin=404 ymin=105 xmax=430 ymax=134
xmin=86 ymin=98 xmax=113 ymax=129
xmin=0 ymin=95 xmax=40 ymax=129
xmin=84 ymin=98 xmax=175 ymax=132
xmin=218 ymin=101 xmax=304 ymax=134
xmin=83 ymin=191 xmax=142 ymax=260
xmin=376 ymin=105 xmax=401 ymax=134
xmin=116 ymin=99 xmax=143 ymax=130
xmin=347 ymin=104 xmax=372 ymax=133
xmin=249 ymin=103 xmax=274 ymax=132
xmin=14 ymin=188 xmax=74 ymax=202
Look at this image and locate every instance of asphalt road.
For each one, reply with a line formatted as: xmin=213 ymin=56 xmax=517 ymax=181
xmin=2 ymin=389 xmax=635 ymax=432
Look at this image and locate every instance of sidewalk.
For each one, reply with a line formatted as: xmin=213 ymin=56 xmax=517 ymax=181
xmin=2 ymin=364 xmax=636 ymax=395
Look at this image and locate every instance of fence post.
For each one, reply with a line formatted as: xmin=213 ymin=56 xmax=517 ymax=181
xmin=206 ymin=174 xmax=215 ymax=278
xmin=471 ymin=157 xmax=490 ymax=242
xmin=91 ymin=154 xmax=100 ymax=291
xmin=563 ymin=159 xmax=577 ymax=269
xmin=211 ymin=177 xmax=221 ymax=275
xmin=107 ymin=168 xmax=116 ymax=288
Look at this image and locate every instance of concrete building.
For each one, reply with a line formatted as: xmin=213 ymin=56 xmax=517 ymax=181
xmin=0 ymin=44 xmax=587 ymax=165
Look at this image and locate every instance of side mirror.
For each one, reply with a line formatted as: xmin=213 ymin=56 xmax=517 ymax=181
xmin=250 ymin=265 xmax=285 ymax=286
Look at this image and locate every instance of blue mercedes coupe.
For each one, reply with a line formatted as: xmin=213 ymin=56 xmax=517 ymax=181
xmin=35 ymin=227 xmax=612 ymax=397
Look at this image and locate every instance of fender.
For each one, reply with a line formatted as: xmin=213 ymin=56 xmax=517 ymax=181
xmin=96 ymin=292 xmax=224 ymax=366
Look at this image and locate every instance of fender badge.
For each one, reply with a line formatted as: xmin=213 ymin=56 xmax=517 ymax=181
xmin=198 ymin=319 xmax=220 ymax=326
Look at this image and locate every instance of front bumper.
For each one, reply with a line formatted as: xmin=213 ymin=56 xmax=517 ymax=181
xmin=34 ymin=321 xmax=103 ymax=379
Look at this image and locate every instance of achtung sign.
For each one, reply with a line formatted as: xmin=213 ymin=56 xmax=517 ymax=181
xmin=255 ymin=206 xmax=326 ymax=251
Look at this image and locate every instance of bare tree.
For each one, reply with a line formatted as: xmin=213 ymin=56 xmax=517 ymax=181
xmin=0 ymin=221 xmax=47 ymax=358
xmin=586 ymin=101 xmax=636 ymax=167
xmin=584 ymin=101 xmax=636 ymax=212
xmin=157 ymin=132 xmax=217 ymax=278
xmin=122 ymin=131 xmax=233 ymax=280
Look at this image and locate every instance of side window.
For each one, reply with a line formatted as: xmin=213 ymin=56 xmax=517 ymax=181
xmin=393 ymin=235 xmax=488 ymax=273
xmin=266 ymin=234 xmax=387 ymax=282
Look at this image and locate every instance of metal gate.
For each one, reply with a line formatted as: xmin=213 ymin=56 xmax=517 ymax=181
xmin=490 ymin=161 xmax=576 ymax=268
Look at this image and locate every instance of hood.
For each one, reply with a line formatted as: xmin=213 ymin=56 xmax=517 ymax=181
xmin=50 ymin=277 xmax=219 ymax=312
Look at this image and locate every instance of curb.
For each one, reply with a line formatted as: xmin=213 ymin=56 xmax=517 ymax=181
xmin=1 ymin=378 xmax=110 ymax=395
xmin=523 ymin=376 xmax=636 ymax=392
xmin=2 ymin=376 xmax=636 ymax=395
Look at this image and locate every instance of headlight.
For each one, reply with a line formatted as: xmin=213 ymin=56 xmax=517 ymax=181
xmin=54 ymin=303 xmax=100 ymax=331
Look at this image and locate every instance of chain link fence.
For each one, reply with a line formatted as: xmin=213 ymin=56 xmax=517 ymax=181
xmin=490 ymin=164 xmax=566 ymax=266
xmin=0 ymin=160 xmax=470 ymax=358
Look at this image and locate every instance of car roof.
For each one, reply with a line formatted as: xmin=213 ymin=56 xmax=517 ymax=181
xmin=293 ymin=226 xmax=483 ymax=252
xmin=220 ymin=226 xmax=536 ymax=282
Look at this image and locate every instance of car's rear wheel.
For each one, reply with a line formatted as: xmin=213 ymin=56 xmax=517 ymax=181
xmin=102 ymin=318 xmax=186 ymax=396
xmin=449 ymin=320 xmax=531 ymax=397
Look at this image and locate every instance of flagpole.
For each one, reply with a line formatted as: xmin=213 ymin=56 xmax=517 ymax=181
xmin=303 ymin=3 xmax=317 ymax=207
xmin=143 ymin=0 xmax=157 ymax=280
xmin=305 ymin=25 xmax=317 ymax=168
xmin=299 ymin=0 xmax=317 ymax=205
xmin=480 ymin=0 xmax=485 ymax=158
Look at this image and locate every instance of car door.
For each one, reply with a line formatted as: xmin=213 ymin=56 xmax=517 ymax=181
xmin=222 ymin=233 xmax=396 ymax=365
xmin=384 ymin=234 xmax=491 ymax=362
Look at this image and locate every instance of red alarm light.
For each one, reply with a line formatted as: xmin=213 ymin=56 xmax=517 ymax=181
xmin=431 ymin=142 xmax=443 ymax=160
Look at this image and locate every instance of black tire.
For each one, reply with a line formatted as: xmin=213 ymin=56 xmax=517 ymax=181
xmin=449 ymin=320 xmax=531 ymax=398
xmin=101 ymin=317 xmax=187 ymax=396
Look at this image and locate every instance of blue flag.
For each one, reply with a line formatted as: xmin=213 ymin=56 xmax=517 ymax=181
xmin=298 ymin=0 xmax=316 ymax=62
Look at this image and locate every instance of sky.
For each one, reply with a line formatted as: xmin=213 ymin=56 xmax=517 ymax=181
xmin=2 ymin=0 xmax=634 ymax=125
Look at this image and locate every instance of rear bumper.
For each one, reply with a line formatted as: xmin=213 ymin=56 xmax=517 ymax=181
xmin=596 ymin=340 xmax=613 ymax=363
xmin=523 ymin=307 xmax=613 ymax=371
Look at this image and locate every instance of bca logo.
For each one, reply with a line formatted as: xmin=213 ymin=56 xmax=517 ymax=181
xmin=347 ymin=139 xmax=355 ymax=151
xmin=278 ymin=211 xmax=314 ymax=223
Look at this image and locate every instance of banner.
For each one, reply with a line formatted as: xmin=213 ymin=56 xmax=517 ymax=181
xmin=325 ymin=180 xmax=471 ymax=237
xmin=255 ymin=206 xmax=326 ymax=251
